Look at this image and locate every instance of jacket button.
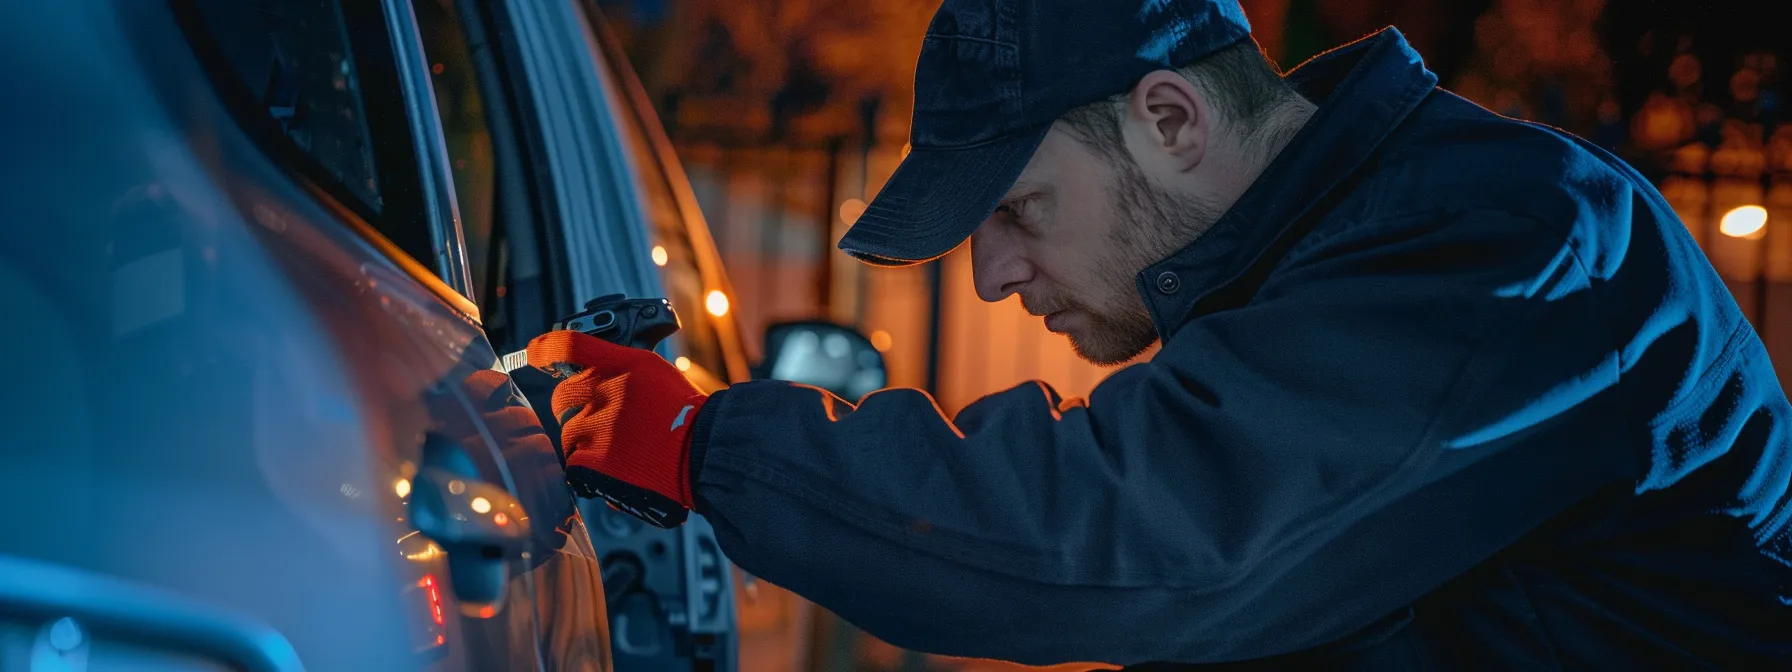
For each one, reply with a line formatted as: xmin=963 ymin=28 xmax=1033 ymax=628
xmin=1156 ymin=271 xmax=1181 ymax=294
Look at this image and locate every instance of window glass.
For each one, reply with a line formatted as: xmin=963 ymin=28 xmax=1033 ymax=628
xmin=594 ymin=59 xmax=729 ymax=377
xmin=182 ymin=0 xmax=438 ymax=272
xmin=188 ymin=0 xmax=382 ymax=212
xmin=414 ymin=0 xmax=498 ymax=302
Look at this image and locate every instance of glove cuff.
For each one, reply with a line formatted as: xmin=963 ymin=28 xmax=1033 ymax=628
xmin=684 ymin=385 xmax=730 ymax=514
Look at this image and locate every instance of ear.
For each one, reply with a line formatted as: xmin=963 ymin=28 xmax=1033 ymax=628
xmin=1124 ymin=70 xmax=1208 ymax=172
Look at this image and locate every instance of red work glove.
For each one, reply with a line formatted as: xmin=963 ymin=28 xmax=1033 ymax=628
xmin=526 ymin=330 xmax=708 ymax=528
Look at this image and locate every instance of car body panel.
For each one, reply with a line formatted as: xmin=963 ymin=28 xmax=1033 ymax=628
xmin=1 ymin=0 xmax=786 ymax=669
xmin=1 ymin=1 xmax=617 ymax=669
xmin=3 ymin=2 xmax=467 ymax=667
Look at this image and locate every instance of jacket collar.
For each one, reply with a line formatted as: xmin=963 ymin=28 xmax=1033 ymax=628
xmin=1137 ymin=27 xmax=1438 ymax=339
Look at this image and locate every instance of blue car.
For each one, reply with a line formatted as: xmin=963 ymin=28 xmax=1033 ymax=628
xmin=0 ymin=0 xmax=884 ymax=670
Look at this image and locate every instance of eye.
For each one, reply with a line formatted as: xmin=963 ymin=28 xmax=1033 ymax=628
xmin=995 ymin=200 xmax=1034 ymax=230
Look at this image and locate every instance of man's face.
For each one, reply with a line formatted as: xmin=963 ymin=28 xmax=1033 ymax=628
xmin=970 ymin=126 xmax=1222 ymax=365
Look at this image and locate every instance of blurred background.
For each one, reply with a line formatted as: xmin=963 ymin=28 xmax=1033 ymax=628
xmin=587 ymin=0 xmax=1789 ymax=669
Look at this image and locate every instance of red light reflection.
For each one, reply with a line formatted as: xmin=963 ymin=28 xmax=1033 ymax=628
xmin=420 ymin=574 xmax=444 ymax=626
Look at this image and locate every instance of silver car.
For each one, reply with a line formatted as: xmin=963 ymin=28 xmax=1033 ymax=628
xmin=0 ymin=0 xmax=884 ymax=670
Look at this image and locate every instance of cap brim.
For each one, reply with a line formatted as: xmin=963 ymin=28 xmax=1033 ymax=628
xmin=838 ymin=123 xmax=1051 ymax=267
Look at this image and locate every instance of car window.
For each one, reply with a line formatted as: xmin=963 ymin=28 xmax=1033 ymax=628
xmin=409 ymin=0 xmax=534 ymax=357
xmin=414 ymin=0 xmax=498 ymax=304
xmin=179 ymin=0 xmax=436 ymax=276
xmin=592 ymin=56 xmax=729 ymax=377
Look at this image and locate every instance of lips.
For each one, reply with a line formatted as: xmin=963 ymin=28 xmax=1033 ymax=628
xmin=1022 ymin=295 xmax=1072 ymax=331
xmin=1022 ymin=297 xmax=1062 ymax=317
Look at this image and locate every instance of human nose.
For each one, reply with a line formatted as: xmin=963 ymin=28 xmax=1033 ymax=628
xmin=970 ymin=225 xmax=1031 ymax=303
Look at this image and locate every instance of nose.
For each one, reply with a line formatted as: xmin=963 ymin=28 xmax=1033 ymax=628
xmin=970 ymin=224 xmax=1031 ymax=303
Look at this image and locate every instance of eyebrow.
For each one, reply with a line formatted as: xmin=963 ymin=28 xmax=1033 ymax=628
xmin=1000 ymin=180 xmax=1046 ymax=204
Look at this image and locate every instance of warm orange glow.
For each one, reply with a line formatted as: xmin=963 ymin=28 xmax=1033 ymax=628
xmin=1721 ymin=205 xmax=1768 ymax=238
xmin=652 ymin=245 xmax=668 ymax=266
xmin=394 ymin=478 xmax=411 ymax=498
xmin=470 ymin=496 xmax=491 ymax=514
xmin=838 ymin=198 xmax=868 ymax=224
xmin=493 ymin=512 xmax=509 ymax=526
xmin=870 ymin=330 xmax=893 ymax=352
xmin=404 ymin=543 xmax=445 ymax=562
xmin=705 ymin=290 xmax=730 ymax=317
xmin=675 ymin=356 xmax=692 ymax=371
xmin=477 ymin=605 xmax=496 ymax=618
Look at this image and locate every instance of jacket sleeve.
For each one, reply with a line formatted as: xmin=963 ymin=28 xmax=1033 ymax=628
xmin=686 ymin=208 xmax=1637 ymax=665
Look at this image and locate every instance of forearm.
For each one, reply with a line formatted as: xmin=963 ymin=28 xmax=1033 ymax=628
xmin=689 ymin=380 xmax=1205 ymax=665
xmin=684 ymin=374 xmax=1451 ymax=664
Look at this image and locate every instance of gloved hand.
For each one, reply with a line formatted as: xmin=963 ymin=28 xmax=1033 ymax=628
xmin=526 ymin=329 xmax=708 ymax=528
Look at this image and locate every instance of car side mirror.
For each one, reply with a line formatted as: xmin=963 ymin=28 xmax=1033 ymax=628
xmin=753 ymin=321 xmax=887 ymax=401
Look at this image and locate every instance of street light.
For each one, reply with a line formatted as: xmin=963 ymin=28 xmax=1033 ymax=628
xmin=1716 ymin=203 xmax=1772 ymax=336
xmin=706 ymin=290 xmax=730 ymax=317
xmin=1721 ymin=204 xmax=1769 ymax=238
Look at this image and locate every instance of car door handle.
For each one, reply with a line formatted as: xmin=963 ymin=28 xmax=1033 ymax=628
xmin=0 ymin=553 xmax=305 ymax=672
xmin=407 ymin=463 xmax=530 ymax=607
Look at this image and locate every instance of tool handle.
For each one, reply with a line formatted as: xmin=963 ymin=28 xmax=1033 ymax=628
xmin=539 ymin=294 xmax=681 ymax=378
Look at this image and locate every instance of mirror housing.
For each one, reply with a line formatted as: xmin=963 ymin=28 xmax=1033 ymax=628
xmin=752 ymin=321 xmax=887 ymax=401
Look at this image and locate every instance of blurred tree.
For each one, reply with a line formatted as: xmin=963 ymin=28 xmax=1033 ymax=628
xmin=1600 ymin=0 xmax=1785 ymax=119
xmin=1446 ymin=0 xmax=1612 ymax=133
xmin=690 ymin=16 xmax=750 ymax=95
xmin=1275 ymin=0 xmax=1491 ymax=85
xmin=606 ymin=0 xmax=937 ymax=145
xmin=1599 ymin=0 xmax=1789 ymax=175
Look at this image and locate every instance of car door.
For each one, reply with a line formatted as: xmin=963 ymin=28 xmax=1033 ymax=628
xmin=133 ymin=0 xmax=597 ymax=668
xmin=406 ymin=0 xmax=626 ymax=669
xmin=460 ymin=1 xmax=746 ymax=670
xmin=2 ymin=0 xmax=560 ymax=669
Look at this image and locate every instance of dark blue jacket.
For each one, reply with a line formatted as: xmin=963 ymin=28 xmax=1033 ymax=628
xmin=687 ymin=28 xmax=1792 ymax=668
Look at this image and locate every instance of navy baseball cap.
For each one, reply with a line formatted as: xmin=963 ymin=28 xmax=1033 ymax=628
xmin=837 ymin=0 xmax=1253 ymax=267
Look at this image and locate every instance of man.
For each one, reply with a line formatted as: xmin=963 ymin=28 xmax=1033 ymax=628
xmin=526 ymin=0 xmax=1792 ymax=666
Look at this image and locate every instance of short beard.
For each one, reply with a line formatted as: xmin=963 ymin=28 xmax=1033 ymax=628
xmin=1068 ymin=154 xmax=1224 ymax=366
